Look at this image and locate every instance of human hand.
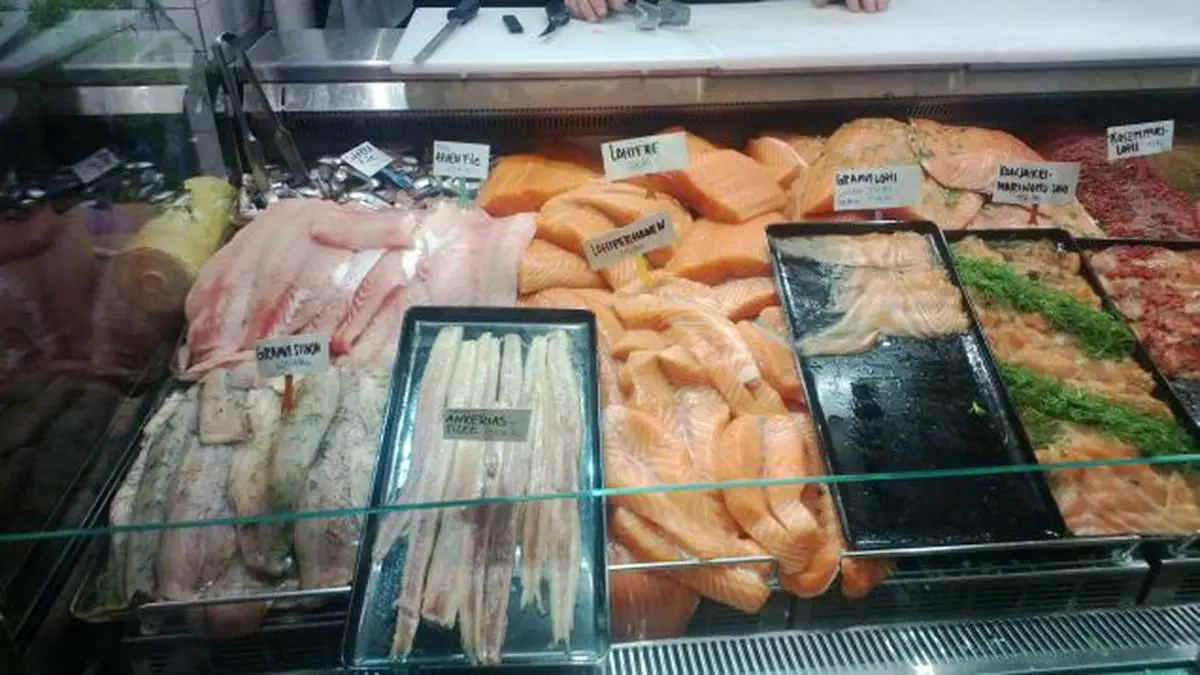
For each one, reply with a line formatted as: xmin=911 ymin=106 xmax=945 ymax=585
xmin=566 ymin=0 xmax=628 ymax=22
xmin=812 ymin=0 xmax=890 ymax=12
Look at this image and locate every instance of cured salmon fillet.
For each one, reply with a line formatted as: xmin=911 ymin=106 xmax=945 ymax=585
xmin=912 ymin=176 xmax=985 ymax=230
xmin=612 ymin=330 xmax=670 ymax=360
xmin=717 ymin=416 xmax=822 ymax=574
xmin=757 ymin=306 xmax=788 ymax=335
xmin=479 ymin=154 xmax=599 ymax=217
xmin=518 ymin=239 xmax=605 ymax=294
xmin=737 ymin=320 xmax=805 ymax=406
xmin=709 ymin=277 xmax=780 ymax=321
xmin=667 ymin=213 xmax=785 ymax=285
xmin=624 ymin=128 xmax=721 ymax=195
xmin=791 ymin=118 xmax=916 ymax=217
xmin=908 ymin=119 xmax=1042 ymax=193
xmin=610 ymin=507 xmax=770 ymax=614
xmin=535 ymin=197 xmax=616 ymax=259
xmin=656 ymin=344 xmax=709 ymax=386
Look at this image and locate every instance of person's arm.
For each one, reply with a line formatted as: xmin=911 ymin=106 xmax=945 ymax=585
xmin=566 ymin=0 xmax=626 ymax=21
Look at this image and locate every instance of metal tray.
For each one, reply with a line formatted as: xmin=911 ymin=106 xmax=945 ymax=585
xmin=345 ymin=306 xmax=607 ymax=670
xmin=1074 ymin=236 xmax=1200 ymax=427
xmin=766 ymin=220 xmax=1066 ymax=553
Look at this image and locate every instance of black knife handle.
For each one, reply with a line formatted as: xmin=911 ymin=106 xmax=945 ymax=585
xmin=448 ymin=0 xmax=481 ymax=22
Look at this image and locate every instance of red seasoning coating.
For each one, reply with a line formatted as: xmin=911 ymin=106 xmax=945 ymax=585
xmin=1087 ymin=245 xmax=1200 ymax=380
xmin=1040 ymin=133 xmax=1200 ymax=240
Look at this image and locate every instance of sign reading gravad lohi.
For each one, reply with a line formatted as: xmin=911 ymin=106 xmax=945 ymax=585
xmin=255 ymin=332 xmax=331 ymax=378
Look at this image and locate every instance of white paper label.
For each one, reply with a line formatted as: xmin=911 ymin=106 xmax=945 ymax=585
xmin=71 ymin=148 xmax=121 ymax=184
xmin=254 ymin=332 xmax=331 ymax=378
xmin=833 ymin=165 xmax=923 ymax=211
xmin=602 ymin=132 xmax=689 ymax=181
xmin=583 ymin=211 xmax=679 ymax=270
xmin=341 ymin=141 xmax=394 ymax=177
xmin=992 ymin=162 xmax=1080 ymax=206
xmin=432 ymin=141 xmax=491 ymax=180
xmin=1107 ymin=120 xmax=1174 ymax=160
xmin=442 ymin=408 xmax=533 ymax=442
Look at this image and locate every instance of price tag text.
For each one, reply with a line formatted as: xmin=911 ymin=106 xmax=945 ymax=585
xmin=584 ymin=212 xmax=678 ymax=270
xmin=833 ymin=165 xmax=922 ymax=211
xmin=992 ymin=162 xmax=1080 ymax=206
xmin=255 ymin=332 xmax=331 ymax=378
xmin=442 ymin=408 xmax=533 ymax=442
xmin=432 ymin=141 xmax=491 ymax=180
xmin=341 ymin=142 xmax=394 ymax=177
xmin=1107 ymin=120 xmax=1174 ymax=160
xmin=602 ymin=132 xmax=689 ymax=181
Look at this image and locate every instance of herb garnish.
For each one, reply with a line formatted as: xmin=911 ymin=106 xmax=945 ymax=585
xmin=998 ymin=361 xmax=1196 ymax=458
xmin=951 ymin=249 xmax=1136 ymax=360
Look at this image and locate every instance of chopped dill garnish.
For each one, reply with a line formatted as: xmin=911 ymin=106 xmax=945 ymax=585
xmin=951 ymin=249 xmax=1136 ymax=360
xmin=1019 ymin=406 xmax=1065 ymax=448
xmin=998 ymin=361 xmax=1196 ymax=458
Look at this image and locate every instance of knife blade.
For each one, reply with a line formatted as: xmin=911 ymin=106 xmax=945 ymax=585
xmin=414 ymin=0 xmax=482 ymax=64
xmin=540 ymin=0 xmax=570 ymax=38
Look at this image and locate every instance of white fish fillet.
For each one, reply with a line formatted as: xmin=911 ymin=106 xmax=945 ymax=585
xmin=391 ymin=335 xmax=477 ymax=657
xmin=466 ymin=333 xmax=525 ymax=664
xmin=519 ymin=336 xmax=551 ymax=611
xmin=156 ymin=441 xmax=238 ymax=602
xmin=230 ymin=388 xmax=291 ymax=578
xmin=268 ymin=370 xmax=341 ymax=514
xmin=199 ymin=367 xmax=247 ymax=444
xmin=777 ymin=232 xmax=933 ymax=268
xmin=374 ymin=326 xmax=463 ymax=560
xmin=545 ymin=330 xmax=582 ymax=645
xmin=422 ymin=333 xmax=500 ymax=628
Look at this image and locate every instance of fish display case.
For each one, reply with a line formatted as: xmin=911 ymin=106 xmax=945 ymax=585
xmin=6 ymin=1 xmax=1200 ymax=674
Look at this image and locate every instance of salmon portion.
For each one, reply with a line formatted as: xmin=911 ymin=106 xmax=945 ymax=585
xmin=609 ymin=507 xmax=770 ymax=614
xmin=518 ymin=239 xmax=605 ymax=294
xmin=519 ymin=287 xmax=624 ymax=405
xmin=625 ymin=127 xmax=722 ymax=195
xmin=536 ymin=198 xmax=617 ymax=257
xmin=656 ymin=344 xmax=709 ymax=386
xmin=607 ymin=540 xmax=698 ymax=640
xmin=737 ymin=320 xmax=805 ymax=406
xmin=668 ymin=213 xmax=784 ymax=285
xmin=912 ymin=176 xmax=985 ymax=230
xmin=965 ymin=201 xmax=1102 ymax=237
xmin=665 ymin=150 xmax=789 ymax=224
xmin=612 ymin=329 xmax=670 ymax=360
xmin=479 ymin=154 xmax=599 ymax=217
xmin=747 ymin=133 xmax=826 ymax=189
xmin=756 ymin=306 xmax=788 ymax=335
xmin=709 ymin=277 xmax=779 ymax=321
xmin=792 ymin=118 xmax=916 ymax=217
xmin=908 ymin=119 xmax=1042 ymax=193
xmin=565 ymin=182 xmax=693 ymax=267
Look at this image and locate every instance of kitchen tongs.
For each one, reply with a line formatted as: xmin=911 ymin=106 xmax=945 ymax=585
xmin=210 ymin=34 xmax=309 ymax=196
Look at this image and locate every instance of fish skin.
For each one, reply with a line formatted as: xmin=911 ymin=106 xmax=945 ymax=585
xmin=125 ymin=389 xmax=200 ymax=600
xmin=156 ymin=440 xmax=237 ymax=602
xmin=230 ymin=387 xmax=291 ymax=578
xmin=268 ymin=370 xmax=342 ymax=515
xmin=199 ymin=368 xmax=247 ymax=444
xmin=294 ymin=374 xmax=389 ymax=591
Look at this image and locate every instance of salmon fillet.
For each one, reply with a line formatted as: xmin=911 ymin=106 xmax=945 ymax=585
xmin=564 ymin=182 xmax=693 ymax=267
xmin=519 ymin=287 xmax=624 ymax=405
xmin=737 ymin=320 xmax=805 ymax=406
xmin=624 ymin=127 xmax=722 ymax=195
xmin=612 ymin=329 xmax=670 ymax=360
xmin=791 ymin=118 xmax=917 ymax=217
xmin=609 ymin=507 xmax=770 ymax=614
xmin=667 ymin=213 xmax=785 ymax=285
xmin=607 ymin=540 xmax=698 ymax=640
xmin=757 ymin=306 xmax=788 ymax=335
xmin=479 ymin=154 xmax=599 ymax=217
xmin=965 ymin=201 xmax=1102 ymax=237
xmin=717 ymin=416 xmax=822 ymax=574
xmin=908 ymin=119 xmax=1042 ymax=193
xmin=518 ymin=239 xmax=605 ymax=294
xmin=535 ymin=197 xmax=616 ymax=257
xmin=747 ymin=133 xmax=825 ymax=188
xmin=912 ymin=176 xmax=985 ymax=230
xmin=665 ymin=150 xmax=789 ymax=223
xmin=709 ymin=277 xmax=780 ymax=321
xmin=656 ymin=344 xmax=709 ymax=386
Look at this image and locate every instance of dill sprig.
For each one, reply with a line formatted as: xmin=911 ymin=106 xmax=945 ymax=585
xmin=951 ymin=249 xmax=1136 ymax=360
xmin=998 ymin=361 xmax=1196 ymax=458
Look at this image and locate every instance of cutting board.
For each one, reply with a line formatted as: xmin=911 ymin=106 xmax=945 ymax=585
xmin=390 ymin=7 xmax=717 ymax=76
xmin=690 ymin=0 xmax=1200 ymax=72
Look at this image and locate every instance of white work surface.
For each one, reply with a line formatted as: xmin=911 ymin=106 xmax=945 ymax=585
xmin=392 ymin=0 xmax=1200 ymax=77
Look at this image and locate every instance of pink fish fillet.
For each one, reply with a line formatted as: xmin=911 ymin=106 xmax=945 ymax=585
xmin=412 ymin=201 xmax=536 ymax=308
xmin=185 ymin=199 xmax=305 ymax=365
xmin=331 ymin=248 xmax=417 ymax=355
xmin=310 ymin=207 xmax=421 ymax=251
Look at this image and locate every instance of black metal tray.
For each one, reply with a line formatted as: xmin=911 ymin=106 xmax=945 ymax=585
xmin=1073 ymin=236 xmax=1200 ymax=426
xmin=946 ymin=229 xmax=1200 ymax=545
xmin=766 ymin=221 xmax=1066 ymax=554
xmin=345 ymin=306 xmax=607 ymax=670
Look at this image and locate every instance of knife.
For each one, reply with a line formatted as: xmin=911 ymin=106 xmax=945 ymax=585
xmin=414 ymin=0 xmax=482 ymax=64
xmin=540 ymin=0 xmax=570 ymax=38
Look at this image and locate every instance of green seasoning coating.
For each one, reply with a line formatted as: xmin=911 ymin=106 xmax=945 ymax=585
xmin=951 ymin=250 xmax=1136 ymax=360
xmin=998 ymin=361 xmax=1197 ymax=458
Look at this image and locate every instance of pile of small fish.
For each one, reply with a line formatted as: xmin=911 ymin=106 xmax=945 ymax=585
xmin=1 ymin=157 xmax=174 ymax=215
xmin=100 ymin=365 xmax=389 ymax=638
xmin=237 ymin=151 xmax=481 ymax=219
xmin=373 ymin=327 xmax=584 ymax=666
